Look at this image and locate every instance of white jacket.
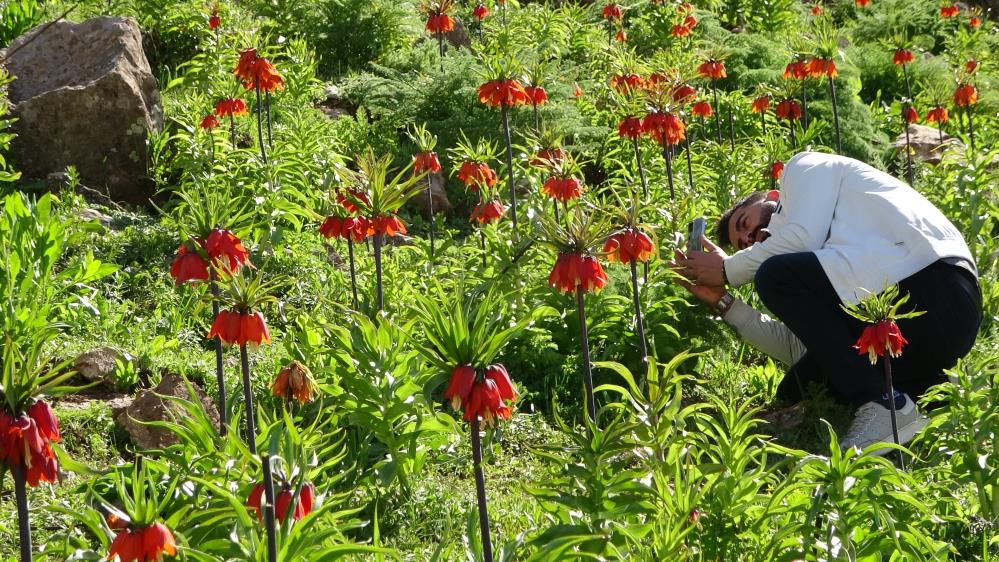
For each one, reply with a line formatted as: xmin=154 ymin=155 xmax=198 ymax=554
xmin=723 ymin=152 xmax=974 ymax=305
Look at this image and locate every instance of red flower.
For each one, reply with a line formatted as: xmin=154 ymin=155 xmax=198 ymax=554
xmin=609 ymin=73 xmax=644 ymax=93
xmin=691 ymin=100 xmax=713 ymax=118
xmin=615 ymin=30 xmax=627 ymax=42
xmin=206 ymin=229 xmax=251 ymax=272
xmin=484 ymin=364 xmax=516 ymax=402
xmin=677 ymin=2 xmax=694 ymax=14
xmin=573 ymin=82 xmax=584 ymax=98
xmin=853 ymin=319 xmax=908 ymax=364
xmin=170 ymin=242 xmax=209 ymax=285
xmin=444 ymin=364 xmax=476 ymax=410
xmin=782 ymin=60 xmax=809 ymax=80
xmin=208 ymin=310 xmax=271 ymax=347
xmin=617 ymin=116 xmax=644 ymax=139
xmin=903 ymin=105 xmax=920 ymax=124
xmin=768 ymin=161 xmax=785 ymax=180
xmin=426 ymin=13 xmax=455 ymax=35
xmin=214 ymin=97 xmax=247 ymax=118
xmin=856 ymin=0 xmax=870 ymax=7
xmin=940 ymin=4 xmax=959 ymax=17
xmin=0 ymin=402 xmax=61 ymax=487
xmin=336 ymin=189 xmax=370 ymax=214
xmin=806 ymin=57 xmax=837 ymax=78
xmin=458 ymin=161 xmax=498 ymax=190
xmin=200 ymin=114 xmax=221 ymax=130
xmin=27 ymin=401 xmax=60 ymax=443
xmin=926 ymin=105 xmax=949 ymax=124
xmin=473 ymin=4 xmax=488 ymax=20
xmin=671 ymin=24 xmax=691 ymax=38
xmin=542 ymin=177 xmax=583 ymax=202
xmin=208 ymin=14 xmax=221 ymax=30
xmin=953 ymin=83 xmax=978 ymax=107
xmin=108 ymin=528 xmax=144 ymax=562
xmin=319 ymin=215 xmax=369 ymax=242
xmin=646 ymin=71 xmax=668 ymax=86
xmin=969 ymin=16 xmax=980 ymax=28
xmin=530 ymin=147 xmax=564 ymax=167
xmin=233 ymin=48 xmax=284 ymax=93
xmin=603 ymin=229 xmax=654 ymax=264
xmin=141 ymin=523 xmax=178 ymax=561
xmin=751 ymin=95 xmax=770 ymax=113
xmin=413 ymin=152 xmax=442 ymax=174
xmin=775 ymin=99 xmax=802 ymax=121
xmin=477 ymin=79 xmax=529 ymax=108
xmin=271 ymin=361 xmax=315 ymax=404
xmin=965 ymin=59 xmax=979 ymax=74
xmin=683 ymin=14 xmax=698 ymax=28
xmin=672 ymin=83 xmax=697 ymax=104
xmin=602 ymin=3 xmax=622 ymax=20
xmin=892 ymin=49 xmax=914 ymax=66
xmin=697 ymin=60 xmax=726 ymax=80
xmin=470 ymin=200 xmax=507 ymax=224
xmin=524 ymin=85 xmax=549 ymax=106
xmin=643 ymin=111 xmax=686 ymax=146
xmin=464 ymin=378 xmax=511 ymax=426
xmin=810 ymin=5 xmax=823 ymax=16
xmin=549 ymin=253 xmax=608 ymax=294
xmin=248 ymin=483 xmax=315 ymax=524
xmin=369 ymin=215 xmax=407 ymax=236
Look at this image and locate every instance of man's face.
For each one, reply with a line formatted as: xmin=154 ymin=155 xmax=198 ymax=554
xmin=727 ymin=199 xmax=778 ymax=251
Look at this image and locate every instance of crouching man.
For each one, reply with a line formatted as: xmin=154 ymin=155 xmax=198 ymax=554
xmin=674 ymin=152 xmax=982 ymax=449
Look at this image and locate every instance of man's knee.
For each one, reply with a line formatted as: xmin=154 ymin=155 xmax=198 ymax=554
xmin=754 ymin=255 xmax=791 ymax=300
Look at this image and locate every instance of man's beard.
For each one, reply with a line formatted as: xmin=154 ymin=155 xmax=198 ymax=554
xmin=756 ymin=201 xmax=778 ymax=243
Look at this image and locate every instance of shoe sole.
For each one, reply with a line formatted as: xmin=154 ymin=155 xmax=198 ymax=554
xmin=848 ymin=415 xmax=928 ymax=456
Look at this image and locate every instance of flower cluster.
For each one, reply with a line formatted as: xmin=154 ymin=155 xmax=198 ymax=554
xmin=477 ymin=79 xmax=529 ymax=108
xmin=271 ymin=360 xmax=316 ymax=405
xmin=108 ymin=522 xmax=177 ymax=562
xmin=603 ymin=229 xmax=654 ymax=264
xmin=458 ymin=161 xmax=498 ymax=190
xmin=775 ymin=99 xmax=802 ymax=121
xmin=413 ymin=151 xmax=442 ymax=174
xmin=549 ymin=253 xmax=608 ymax=293
xmin=0 ymin=401 xmax=60 ymax=487
xmin=542 ymin=176 xmax=583 ymax=202
xmin=470 ymin=200 xmax=507 ymax=224
xmin=233 ymin=48 xmax=284 ymax=92
xmin=443 ymin=364 xmax=516 ymax=427
xmin=426 ymin=12 xmax=455 ymax=35
xmin=169 ymin=229 xmax=252 ymax=285
xmin=319 ymin=215 xmax=369 ymax=242
xmin=697 ymin=59 xmax=726 ymax=80
xmin=247 ymin=482 xmax=316 ymax=524
xmin=207 ymin=310 xmax=271 ymax=347
xmin=853 ymin=320 xmax=908 ymax=364
xmin=643 ymin=111 xmax=686 ymax=146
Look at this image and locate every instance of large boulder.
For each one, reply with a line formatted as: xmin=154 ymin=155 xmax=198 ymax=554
xmin=4 ymin=16 xmax=162 ymax=205
xmin=117 ymin=373 xmax=220 ymax=450
xmin=74 ymin=347 xmax=133 ymax=386
xmin=893 ymin=124 xmax=955 ymax=165
xmin=408 ymin=172 xmax=452 ymax=218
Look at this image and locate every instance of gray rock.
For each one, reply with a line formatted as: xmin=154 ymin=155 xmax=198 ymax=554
xmin=408 ymin=172 xmax=451 ymax=218
xmin=893 ymin=124 xmax=954 ymax=165
xmin=76 ymin=207 xmax=113 ymax=227
xmin=5 ymin=16 xmax=162 ymax=205
xmin=74 ymin=347 xmax=132 ymax=386
xmin=117 ymin=373 xmax=220 ymax=450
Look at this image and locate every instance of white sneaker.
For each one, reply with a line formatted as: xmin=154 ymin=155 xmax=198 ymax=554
xmin=840 ymin=394 xmax=928 ymax=454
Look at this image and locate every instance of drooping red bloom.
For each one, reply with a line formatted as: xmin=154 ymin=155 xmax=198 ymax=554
xmin=27 ymin=401 xmax=60 ymax=443
xmin=444 ymin=364 xmax=476 ymax=411
xmin=444 ymin=363 xmax=517 ymax=426
xmin=170 ymin=241 xmax=209 ymax=285
xmin=677 ymin=2 xmax=694 ymax=14
xmin=697 ymin=60 xmax=727 ymax=80
xmin=108 ymin=522 xmax=177 ymax=562
xmin=903 ymin=105 xmax=920 ymax=124
xmin=775 ymin=99 xmax=802 ymax=121
xmin=926 ymin=105 xmax=949 ymax=124
xmin=853 ymin=319 xmax=908 ymax=364
xmin=413 ymin=152 xmax=442 ymax=174
xmin=214 ymin=97 xmax=248 ymax=118
xmin=319 ymin=215 xmax=369 ymax=242
xmin=603 ymin=229 xmax=654 ymax=264
xmin=643 ymin=111 xmax=686 ymax=146
xmin=206 ymin=229 xmax=251 ymax=272
xmin=458 ymin=161 xmax=498 ymax=190
xmin=573 ymin=82 xmax=584 ymax=98
xmin=542 ymin=177 xmax=583 ymax=202
xmin=969 ymin=16 xmax=981 ymax=28
xmin=484 ymin=364 xmax=516 ymax=402
xmin=208 ymin=310 xmax=271 ymax=347
xmin=751 ymin=95 xmax=770 ymax=113
xmin=691 ymin=101 xmax=713 ymax=118
xmin=810 ymin=5 xmax=823 ymax=16
xmin=617 ymin=116 xmax=644 ymax=139
xmin=426 ymin=13 xmax=455 ymax=35
xmin=464 ymin=378 xmax=512 ymax=426
xmin=615 ymin=30 xmax=627 ymax=42
xmin=782 ymin=60 xmax=809 ymax=80
xmin=549 ymin=253 xmax=608 ymax=294
xmin=953 ymin=83 xmax=978 ymax=107
xmin=856 ymin=0 xmax=870 ymax=7
xmin=892 ymin=49 xmax=914 ymax=65
xmin=336 ymin=189 xmax=370 ymax=214
xmin=646 ymin=71 xmax=668 ymax=86
xmin=477 ymin=79 xmax=530 ymax=108
xmin=530 ymin=147 xmax=564 ymax=167
xmin=768 ymin=161 xmax=785 ymax=180
xmin=473 ymin=4 xmax=488 ymax=20
xmin=247 ymin=482 xmax=316 ymax=524
xmin=671 ymin=24 xmax=691 ymax=38
xmin=0 ymin=401 xmax=61 ymax=488
xmin=940 ymin=4 xmax=959 ymax=17
xmin=672 ymin=83 xmax=697 ymax=104
xmin=683 ymin=14 xmax=698 ymax=28
xmin=200 ymin=114 xmax=221 ymax=130
xmin=233 ymin=48 xmax=284 ymax=93
xmin=470 ymin=200 xmax=507 ymax=224
xmin=524 ymin=85 xmax=549 ymax=106
xmin=108 ymin=529 xmax=144 ymax=562
xmin=271 ymin=360 xmax=316 ymax=405
xmin=602 ymin=3 xmax=622 ymax=20
xmin=208 ymin=14 xmax=221 ymax=30
xmin=368 ymin=215 xmax=407 ymax=237
xmin=806 ymin=57 xmax=837 ymax=78
xmin=965 ymin=59 xmax=979 ymax=74
xmin=609 ymin=73 xmax=644 ymax=93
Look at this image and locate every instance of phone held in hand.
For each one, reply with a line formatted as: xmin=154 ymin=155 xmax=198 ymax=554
xmin=687 ymin=217 xmax=707 ymax=254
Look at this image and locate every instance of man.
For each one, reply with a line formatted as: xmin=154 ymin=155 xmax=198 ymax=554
xmin=676 ymin=151 xmax=982 ymax=450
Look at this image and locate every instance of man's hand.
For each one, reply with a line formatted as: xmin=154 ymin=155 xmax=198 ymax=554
xmin=670 ymin=249 xmax=726 ymax=307
xmin=683 ymin=236 xmax=728 ymax=287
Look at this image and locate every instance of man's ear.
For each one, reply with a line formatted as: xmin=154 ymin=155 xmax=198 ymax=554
xmin=765 ymin=189 xmax=780 ymax=202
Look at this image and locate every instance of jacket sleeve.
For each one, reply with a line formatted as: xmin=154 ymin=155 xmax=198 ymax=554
xmin=723 ymin=153 xmax=842 ymax=287
xmin=722 ymin=299 xmax=807 ymax=366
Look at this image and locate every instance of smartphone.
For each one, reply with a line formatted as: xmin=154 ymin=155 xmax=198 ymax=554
xmin=687 ymin=217 xmax=707 ymax=254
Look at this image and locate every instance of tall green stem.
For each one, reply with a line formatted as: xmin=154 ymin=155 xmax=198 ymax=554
xmin=347 ymin=237 xmax=359 ymax=310
xmin=883 ymin=356 xmax=904 ymax=469
xmin=632 ymin=137 xmax=648 ymax=199
xmin=210 ymin=272 xmax=227 ymax=436
xmin=261 ymin=454 xmax=278 ymax=562
xmin=576 ymin=286 xmax=596 ymax=422
xmin=470 ymin=418 xmax=494 ymax=562
xmin=374 ymin=233 xmax=384 ymax=311
xmin=255 ymin=80 xmax=268 ymax=164
xmin=629 ymin=260 xmax=649 ymax=383
xmin=240 ymin=344 xmax=257 ymax=455
xmin=13 ymin=464 xmax=32 ymax=562
xmin=501 ymin=105 xmax=518 ymax=240
xmin=711 ymin=81 xmax=722 ymax=143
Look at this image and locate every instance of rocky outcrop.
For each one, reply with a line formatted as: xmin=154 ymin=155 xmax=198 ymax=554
xmin=74 ymin=347 xmax=132 ymax=386
xmin=893 ymin=124 xmax=954 ymax=165
xmin=4 ymin=16 xmax=162 ymax=205
xmin=117 ymin=374 xmax=220 ymax=450
xmin=408 ymin=172 xmax=451 ymax=218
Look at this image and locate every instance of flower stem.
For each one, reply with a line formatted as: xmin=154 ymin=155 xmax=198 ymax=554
xmin=882 ymin=356 xmax=904 ymax=469
xmin=967 ymin=106 xmax=975 ymax=153
xmin=576 ymin=285 xmax=596 ymax=422
xmin=552 ymin=196 xmax=560 ymax=224
xmin=347 ymin=237 xmax=359 ymax=310
xmin=261 ymin=454 xmax=278 ymax=562
xmin=229 ymin=115 xmax=236 ymax=148
xmin=265 ymin=91 xmax=273 ymax=148
xmin=632 ymin=137 xmax=648 ymax=199
xmin=629 ymin=260 xmax=649 ymax=384
xmin=901 ymin=64 xmax=913 ymax=104
xmin=760 ymin=110 xmax=766 ymax=135
xmin=789 ymin=119 xmax=797 ymax=150
xmin=727 ymin=104 xmax=735 ymax=152
xmin=240 ymin=344 xmax=257 ymax=455
xmin=662 ymin=145 xmax=676 ymax=201
xmin=903 ymin=105 xmax=914 ymax=186
xmin=255 ymin=81 xmax=268 ymax=164
xmin=480 ymin=227 xmax=487 ymax=269
xmin=533 ymin=103 xmax=539 ymax=131
xmin=210 ymin=272 xmax=227 ymax=436
xmin=829 ymin=76 xmax=842 ymax=154
xmin=711 ymin=81 xmax=722 ymax=143
xmin=12 ymin=463 xmax=32 ymax=562
xmin=470 ymin=417 xmax=494 ymax=562
xmin=208 ymin=129 xmax=215 ymax=162
xmin=426 ymin=173 xmax=436 ymax=262
xmin=801 ymin=80 xmax=808 ymax=131
xmin=438 ymin=34 xmax=444 ymax=74
xmin=501 ymin=105 xmax=518 ymax=241
xmin=938 ymin=123 xmax=944 ymax=147
xmin=373 ymin=233 xmax=384 ymax=312
xmin=684 ymin=125 xmax=694 ymax=190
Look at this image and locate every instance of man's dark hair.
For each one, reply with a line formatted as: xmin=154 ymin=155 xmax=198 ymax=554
xmin=716 ymin=191 xmax=767 ymax=249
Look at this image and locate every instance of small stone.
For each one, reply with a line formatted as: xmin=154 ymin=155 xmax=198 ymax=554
xmin=117 ymin=373 xmax=220 ymax=450
xmin=74 ymin=347 xmax=132 ymax=386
